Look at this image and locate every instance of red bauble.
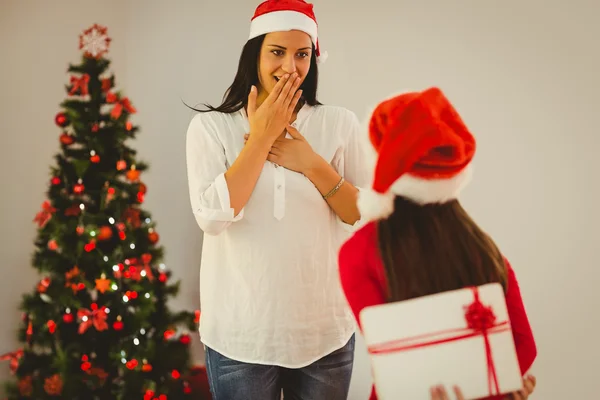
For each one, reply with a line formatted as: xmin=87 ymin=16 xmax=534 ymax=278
xmin=126 ymin=169 xmax=140 ymax=182
xmin=97 ymin=226 xmax=113 ymax=241
xmin=179 ymin=334 xmax=191 ymax=345
xmin=148 ymin=231 xmax=159 ymax=244
xmin=90 ymin=154 xmax=100 ymax=163
xmin=55 ymin=112 xmax=69 ymax=127
xmin=60 ymin=133 xmax=74 ymax=145
xmin=63 ymin=313 xmax=74 ymax=323
xmin=51 ymin=176 xmax=61 ymax=185
xmin=73 ymin=183 xmax=85 ymax=194
xmin=112 ymin=321 xmax=124 ymax=331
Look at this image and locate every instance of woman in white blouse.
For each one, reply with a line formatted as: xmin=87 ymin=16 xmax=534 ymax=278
xmin=185 ymin=1 xmax=369 ymax=398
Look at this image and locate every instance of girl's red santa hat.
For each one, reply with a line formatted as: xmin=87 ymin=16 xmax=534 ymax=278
xmin=248 ymin=0 xmax=327 ymax=64
xmin=358 ymin=87 xmax=476 ymax=221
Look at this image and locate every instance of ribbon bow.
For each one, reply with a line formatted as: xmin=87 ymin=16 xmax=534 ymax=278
xmin=0 ymin=349 xmax=24 ymax=374
xmin=107 ymin=92 xmax=136 ymax=119
xmin=463 ymin=287 xmax=502 ymax=395
xmin=77 ymin=308 xmax=108 ymax=334
xmin=69 ymin=74 xmax=90 ymax=96
xmin=33 ymin=200 xmax=57 ymax=228
xmin=367 ymin=286 xmax=510 ymax=397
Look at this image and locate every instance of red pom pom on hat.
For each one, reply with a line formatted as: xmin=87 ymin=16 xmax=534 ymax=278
xmin=248 ymin=0 xmax=327 ymax=63
xmin=358 ymin=87 xmax=476 ymax=221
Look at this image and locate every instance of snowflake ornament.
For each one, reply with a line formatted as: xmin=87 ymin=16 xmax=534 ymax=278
xmin=79 ymin=24 xmax=111 ymax=59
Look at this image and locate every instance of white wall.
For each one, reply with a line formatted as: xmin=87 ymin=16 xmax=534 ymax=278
xmin=1 ymin=1 xmax=599 ymax=399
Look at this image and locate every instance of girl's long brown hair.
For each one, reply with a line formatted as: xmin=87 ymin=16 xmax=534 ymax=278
xmin=377 ymin=196 xmax=507 ymax=303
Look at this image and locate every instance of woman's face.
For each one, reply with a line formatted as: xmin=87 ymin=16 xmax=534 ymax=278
xmin=257 ymin=30 xmax=313 ymax=98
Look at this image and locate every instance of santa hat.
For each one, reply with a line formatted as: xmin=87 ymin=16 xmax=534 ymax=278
xmin=357 ymin=87 xmax=476 ymax=221
xmin=248 ymin=0 xmax=327 ymax=64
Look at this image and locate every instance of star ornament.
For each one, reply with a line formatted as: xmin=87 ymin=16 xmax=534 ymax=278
xmin=95 ymin=276 xmax=111 ymax=294
xmin=79 ymin=24 xmax=111 ymax=59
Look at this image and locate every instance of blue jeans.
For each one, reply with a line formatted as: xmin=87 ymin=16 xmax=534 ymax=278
xmin=204 ymin=334 xmax=355 ymax=400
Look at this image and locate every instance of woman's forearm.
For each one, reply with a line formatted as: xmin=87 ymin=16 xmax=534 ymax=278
xmin=304 ymin=155 xmax=361 ymax=225
xmin=224 ymin=136 xmax=272 ymax=216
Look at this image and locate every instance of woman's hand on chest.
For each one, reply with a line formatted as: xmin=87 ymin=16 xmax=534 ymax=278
xmin=244 ymin=125 xmax=321 ymax=175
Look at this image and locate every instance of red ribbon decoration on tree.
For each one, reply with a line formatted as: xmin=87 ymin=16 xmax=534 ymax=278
xmin=0 ymin=349 xmax=24 ymax=374
xmin=367 ymin=287 xmax=510 ymax=397
xmin=69 ymin=74 xmax=90 ymax=96
xmin=77 ymin=308 xmax=108 ymax=334
xmin=33 ymin=200 xmax=57 ymax=228
xmin=106 ymin=92 xmax=136 ymax=119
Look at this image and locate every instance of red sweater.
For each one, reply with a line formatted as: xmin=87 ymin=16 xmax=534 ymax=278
xmin=338 ymin=222 xmax=537 ymax=400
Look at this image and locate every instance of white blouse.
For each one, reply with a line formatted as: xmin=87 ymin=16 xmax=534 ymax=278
xmin=185 ymin=103 xmax=370 ymax=368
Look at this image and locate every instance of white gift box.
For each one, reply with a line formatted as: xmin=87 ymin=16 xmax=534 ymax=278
xmin=359 ymin=283 xmax=523 ymax=400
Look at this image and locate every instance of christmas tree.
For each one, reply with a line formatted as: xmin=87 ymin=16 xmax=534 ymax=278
xmin=1 ymin=24 xmax=201 ymax=400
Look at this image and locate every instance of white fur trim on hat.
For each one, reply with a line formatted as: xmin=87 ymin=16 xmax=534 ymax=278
xmin=391 ymin=164 xmax=473 ymax=205
xmin=357 ymin=165 xmax=473 ymax=221
xmin=316 ymin=49 xmax=328 ymax=64
xmin=249 ymin=10 xmax=318 ymax=45
xmin=357 ymin=188 xmax=395 ymax=221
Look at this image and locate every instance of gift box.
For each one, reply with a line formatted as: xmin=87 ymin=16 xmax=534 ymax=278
xmin=359 ymin=283 xmax=523 ymax=400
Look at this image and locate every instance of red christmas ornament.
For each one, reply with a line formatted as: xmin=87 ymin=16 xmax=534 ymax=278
xmin=63 ymin=313 xmax=74 ymax=324
xmin=96 ymin=226 xmax=113 ymax=241
xmin=179 ymin=334 xmax=191 ymax=345
xmin=142 ymin=364 xmax=152 ymax=372
xmin=148 ymin=231 xmax=159 ymax=244
xmin=47 ymin=320 xmax=57 ymax=334
xmin=112 ymin=320 xmax=124 ymax=331
xmin=73 ymin=182 xmax=85 ymax=194
xmin=171 ymin=370 xmax=181 ymax=379
xmin=163 ymin=329 xmax=176 ymax=340
xmin=55 ymin=112 xmax=69 ymax=127
xmin=90 ymin=154 xmax=100 ymax=163
xmin=59 ymin=133 xmax=74 ymax=145
xmin=126 ymin=168 xmax=140 ymax=182
xmin=101 ymin=78 xmax=112 ymax=92
xmin=125 ymin=359 xmax=138 ymax=370
xmin=81 ymin=361 xmax=92 ymax=372
xmin=116 ymin=160 xmax=127 ymax=171
xmin=84 ymin=239 xmax=96 ymax=252
xmin=51 ymin=176 xmax=61 ymax=185
xmin=76 ymin=225 xmax=85 ymax=235
xmin=69 ymin=74 xmax=90 ymax=96
xmin=43 ymin=374 xmax=63 ymax=396
xmin=37 ymin=277 xmax=51 ymax=293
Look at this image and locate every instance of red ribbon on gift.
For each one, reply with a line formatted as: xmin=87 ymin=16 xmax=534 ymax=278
xmin=367 ymin=287 xmax=510 ymax=397
xmin=69 ymin=74 xmax=90 ymax=96
xmin=77 ymin=308 xmax=108 ymax=334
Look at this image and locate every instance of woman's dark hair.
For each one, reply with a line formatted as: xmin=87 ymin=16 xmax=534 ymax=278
xmin=186 ymin=34 xmax=322 ymax=114
xmin=377 ymin=196 xmax=508 ymax=303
